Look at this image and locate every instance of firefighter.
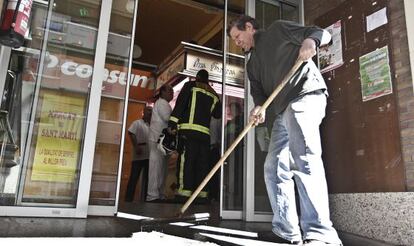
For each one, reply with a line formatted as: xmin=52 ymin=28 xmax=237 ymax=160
xmin=168 ymin=69 xmax=221 ymax=202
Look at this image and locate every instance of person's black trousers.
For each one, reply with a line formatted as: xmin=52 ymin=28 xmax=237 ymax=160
xmin=125 ymin=159 xmax=149 ymax=202
xmin=176 ymin=136 xmax=210 ymax=198
xmin=208 ymin=145 xmax=220 ymax=200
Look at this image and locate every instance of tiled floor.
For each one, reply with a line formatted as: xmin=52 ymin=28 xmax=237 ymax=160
xmin=0 ymin=201 xmax=396 ymax=246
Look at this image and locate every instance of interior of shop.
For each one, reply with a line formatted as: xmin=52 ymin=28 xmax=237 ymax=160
xmin=0 ymin=0 xmax=248 ymax=213
xmin=0 ymin=0 xmax=297 ymax=217
xmin=118 ymin=0 xmax=247 ymax=215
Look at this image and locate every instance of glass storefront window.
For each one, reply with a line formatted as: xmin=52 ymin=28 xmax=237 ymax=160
xmin=255 ymin=0 xmax=299 ymax=30
xmin=0 ymin=0 xmax=103 ymax=207
xmin=20 ymin=0 xmax=103 ymax=206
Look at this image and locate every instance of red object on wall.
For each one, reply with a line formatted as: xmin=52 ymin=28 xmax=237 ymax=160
xmin=0 ymin=0 xmax=33 ymax=48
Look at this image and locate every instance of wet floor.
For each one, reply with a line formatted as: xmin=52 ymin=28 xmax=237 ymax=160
xmin=0 ymin=200 xmax=396 ymax=245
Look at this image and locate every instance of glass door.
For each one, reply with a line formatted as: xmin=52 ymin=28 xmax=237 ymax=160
xmin=87 ymin=0 xmax=140 ymax=215
xmin=244 ymin=0 xmax=301 ymax=222
xmin=0 ymin=0 xmax=113 ymax=217
xmin=221 ymin=0 xmax=246 ymax=220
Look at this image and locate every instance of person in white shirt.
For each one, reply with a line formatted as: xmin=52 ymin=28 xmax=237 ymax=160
xmin=146 ymin=84 xmax=174 ymax=201
xmin=125 ymin=106 xmax=152 ymax=202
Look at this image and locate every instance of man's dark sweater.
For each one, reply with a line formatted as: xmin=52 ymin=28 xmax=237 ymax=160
xmin=247 ymin=20 xmax=328 ymax=115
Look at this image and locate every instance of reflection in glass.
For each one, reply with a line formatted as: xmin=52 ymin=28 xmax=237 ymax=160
xmin=223 ymin=0 xmax=245 ymax=211
xmin=253 ymin=0 xmax=299 ymax=213
xmin=22 ymin=0 xmax=102 ymax=206
xmin=282 ymin=2 xmax=299 ymax=22
xmin=256 ymin=0 xmax=280 ymax=29
xmin=223 ymin=96 xmax=245 ymax=210
xmin=0 ymin=0 xmax=103 ymax=206
xmin=255 ymin=0 xmax=299 ymax=30
xmin=89 ymin=0 xmax=139 ymax=206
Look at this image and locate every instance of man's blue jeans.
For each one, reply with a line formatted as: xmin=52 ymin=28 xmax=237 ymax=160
xmin=264 ymin=91 xmax=342 ymax=244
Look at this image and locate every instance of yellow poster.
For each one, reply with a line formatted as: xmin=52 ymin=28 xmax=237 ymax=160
xmin=31 ymin=92 xmax=85 ymax=183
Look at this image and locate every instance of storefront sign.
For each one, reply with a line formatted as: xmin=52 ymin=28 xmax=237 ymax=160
xmin=359 ymin=46 xmax=393 ymax=101
xmin=185 ymin=51 xmax=244 ymax=84
xmin=31 ymin=92 xmax=85 ymax=183
xmin=40 ymin=53 xmax=154 ymax=101
xmin=157 ymin=47 xmax=244 ymax=87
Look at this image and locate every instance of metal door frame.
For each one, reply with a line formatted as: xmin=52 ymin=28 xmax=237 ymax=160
xmin=0 ymin=0 xmax=113 ymax=218
xmin=219 ymin=0 xmax=245 ymax=220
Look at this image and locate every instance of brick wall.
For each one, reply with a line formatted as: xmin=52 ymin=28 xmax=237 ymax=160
xmin=305 ymin=0 xmax=414 ymax=191
xmin=388 ymin=0 xmax=414 ymax=191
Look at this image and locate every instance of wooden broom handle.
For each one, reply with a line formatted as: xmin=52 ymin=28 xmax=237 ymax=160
xmin=179 ymin=59 xmax=303 ymax=215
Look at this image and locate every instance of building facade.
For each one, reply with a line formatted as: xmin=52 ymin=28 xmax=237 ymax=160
xmin=0 ymin=0 xmax=413 ymax=244
xmin=305 ymin=0 xmax=414 ymax=245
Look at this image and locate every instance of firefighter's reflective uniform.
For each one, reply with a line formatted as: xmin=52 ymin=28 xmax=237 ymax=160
xmin=168 ymin=79 xmax=221 ymax=199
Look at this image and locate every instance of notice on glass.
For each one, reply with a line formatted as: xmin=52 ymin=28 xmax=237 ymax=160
xmin=318 ymin=20 xmax=344 ymax=73
xmin=31 ymin=92 xmax=85 ymax=183
xmin=366 ymin=7 xmax=388 ymax=32
xmin=359 ymin=46 xmax=393 ymax=101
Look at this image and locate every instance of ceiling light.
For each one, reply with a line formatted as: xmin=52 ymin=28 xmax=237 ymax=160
xmin=133 ymin=45 xmax=142 ymax=59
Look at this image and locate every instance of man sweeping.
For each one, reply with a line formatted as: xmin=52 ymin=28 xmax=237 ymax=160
xmin=227 ymin=15 xmax=342 ymax=245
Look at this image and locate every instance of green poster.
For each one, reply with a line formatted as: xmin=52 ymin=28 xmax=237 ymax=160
xmin=359 ymin=46 xmax=393 ymax=101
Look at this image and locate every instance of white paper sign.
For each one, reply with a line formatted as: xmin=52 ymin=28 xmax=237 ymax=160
xmin=366 ymin=7 xmax=388 ymax=32
xmin=319 ymin=20 xmax=344 ymax=73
